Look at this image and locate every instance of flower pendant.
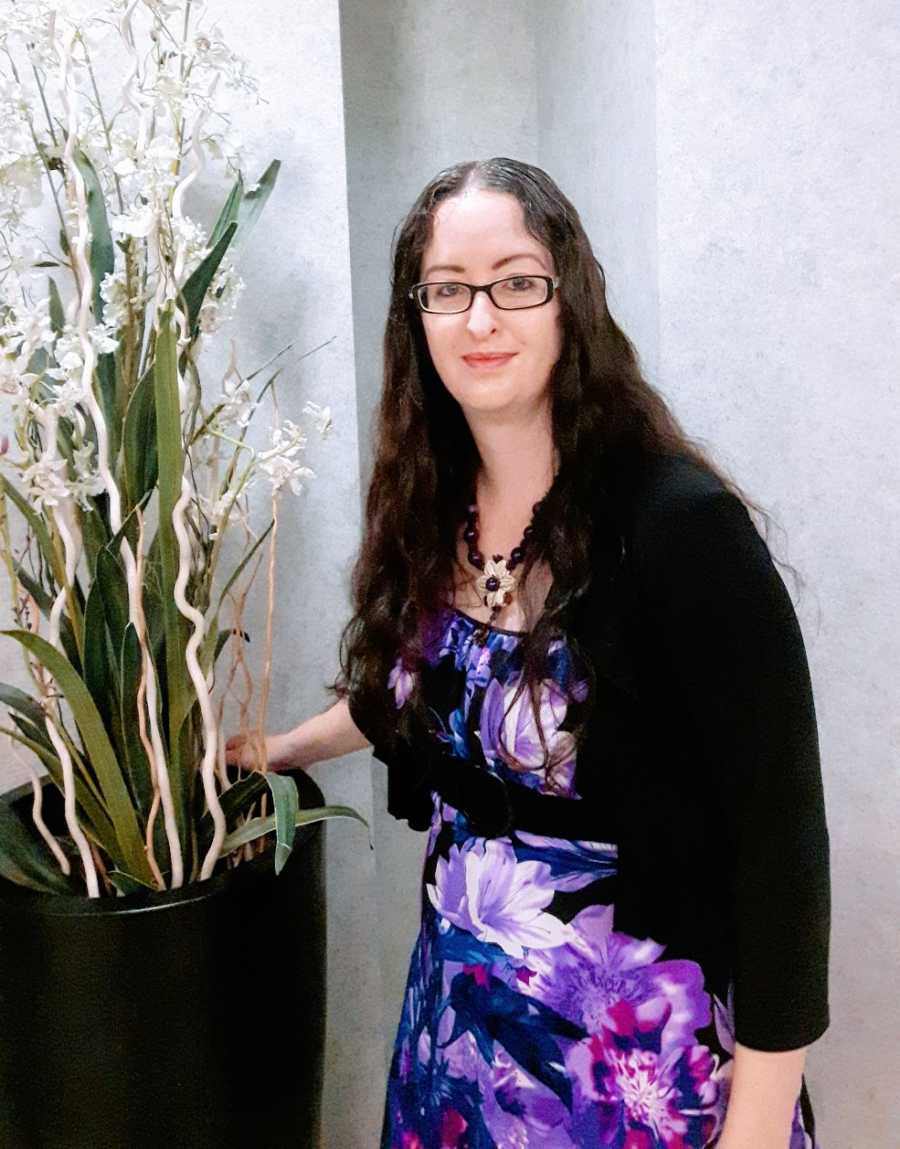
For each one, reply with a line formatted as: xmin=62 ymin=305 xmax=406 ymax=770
xmin=476 ymin=557 xmax=517 ymax=610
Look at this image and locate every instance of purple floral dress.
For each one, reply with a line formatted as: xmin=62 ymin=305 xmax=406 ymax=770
xmin=381 ymin=605 xmax=821 ymax=1149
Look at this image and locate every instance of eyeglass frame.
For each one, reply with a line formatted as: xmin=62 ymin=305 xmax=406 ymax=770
xmin=407 ymin=274 xmax=561 ymax=314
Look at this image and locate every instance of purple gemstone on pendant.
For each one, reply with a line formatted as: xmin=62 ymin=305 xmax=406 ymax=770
xmin=510 ymin=546 xmax=524 ymax=563
xmin=522 ymin=525 xmax=534 ymax=538
xmin=485 ymin=575 xmax=500 ymax=592
xmin=468 ymin=551 xmax=484 ymax=567
xmin=463 ymin=526 xmax=476 ymax=542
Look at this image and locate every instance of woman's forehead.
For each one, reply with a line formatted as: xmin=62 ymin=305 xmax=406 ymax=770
xmin=423 ymin=190 xmax=551 ymax=272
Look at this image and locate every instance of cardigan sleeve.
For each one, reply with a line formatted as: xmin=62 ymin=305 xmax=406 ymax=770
xmin=346 ymin=685 xmax=433 ymax=831
xmin=637 ymin=485 xmax=831 ymax=1051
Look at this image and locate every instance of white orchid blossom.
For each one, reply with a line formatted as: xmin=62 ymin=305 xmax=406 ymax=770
xmin=302 ymin=400 xmax=333 ymax=438
xmin=255 ymin=419 xmax=315 ymax=496
xmin=19 ymin=454 xmax=71 ymax=512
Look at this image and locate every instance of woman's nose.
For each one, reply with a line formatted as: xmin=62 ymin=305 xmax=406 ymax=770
xmin=466 ymin=289 xmax=499 ymax=334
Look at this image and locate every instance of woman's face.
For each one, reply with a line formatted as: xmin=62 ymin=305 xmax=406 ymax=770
xmin=416 ymin=189 xmax=562 ymax=423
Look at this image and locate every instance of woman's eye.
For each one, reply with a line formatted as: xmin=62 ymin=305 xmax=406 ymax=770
xmin=495 ymin=277 xmax=539 ymax=293
xmin=436 ymin=283 xmax=461 ymax=297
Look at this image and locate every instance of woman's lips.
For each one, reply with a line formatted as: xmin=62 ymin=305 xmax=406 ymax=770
xmin=462 ymin=353 xmax=517 ymax=369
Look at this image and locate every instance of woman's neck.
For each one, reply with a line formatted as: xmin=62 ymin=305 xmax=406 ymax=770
xmin=469 ymin=410 xmax=558 ymax=520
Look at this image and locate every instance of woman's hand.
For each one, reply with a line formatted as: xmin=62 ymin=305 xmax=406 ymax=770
xmin=223 ymin=731 xmax=300 ymax=773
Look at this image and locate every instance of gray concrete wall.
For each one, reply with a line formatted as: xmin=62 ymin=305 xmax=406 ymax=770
xmin=535 ymin=0 xmax=661 ymax=387
xmin=651 ymin=4 xmax=900 ymax=1142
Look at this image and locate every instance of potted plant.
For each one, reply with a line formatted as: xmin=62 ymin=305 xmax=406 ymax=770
xmin=0 ymin=3 xmax=366 ymax=1145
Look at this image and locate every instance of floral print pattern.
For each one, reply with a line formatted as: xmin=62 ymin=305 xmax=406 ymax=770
xmin=381 ymin=606 xmax=821 ymax=1147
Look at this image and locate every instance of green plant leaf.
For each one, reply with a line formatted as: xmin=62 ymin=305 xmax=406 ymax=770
xmin=82 ymin=579 xmax=114 ymax=729
xmin=0 ymin=794 xmax=78 ymax=894
xmin=0 ymin=475 xmax=64 ymax=589
xmin=208 ymin=172 xmax=244 ymax=251
xmin=95 ymin=547 xmax=129 ymax=658
xmin=48 ymin=276 xmax=64 ymax=336
xmin=9 ymin=712 xmax=54 ymax=758
xmin=207 ymin=160 xmax=280 ymax=260
xmin=196 ymin=770 xmax=267 ymax=854
xmin=121 ymin=365 xmax=158 ymax=508
xmin=12 ymin=562 xmax=82 ymax=671
xmin=78 ymin=493 xmax=111 ymax=578
xmin=71 ymin=149 xmax=114 ymax=317
xmin=151 ymin=306 xmax=190 ymax=843
xmin=96 ymin=351 xmax=119 ymax=461
xmin=0 ymin=683 xmax=50 ymax=734
xmin=0 ymin=629 xmax=154 ymax=885
xmin=71 ymin=148 xmax=117 ymax=455
xmin=117 ymin=623 xmax=153 ymax=819
xmin=104 ymin=487 xmax=153 ymax=557
xmin=263 ymin=771 xmax=299 ymax=875
xmin=108 ymin=869 xmax=159 ymax=896
xmin=181 ymin=221 xmax=237 ymax=336
xmin=0 ymin=724 xmax=114 ymax=844
xmin=12 ymin=562 xmax=53 ymax=614
xmin=198 ymin=619 xmax=219 ymax=676
xmin=220 ymin=803 xmax=371 ymax=859
xmin=231 ymin=160 xmax=281 ymax=253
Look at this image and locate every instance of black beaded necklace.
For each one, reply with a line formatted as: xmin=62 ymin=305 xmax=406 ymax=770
xmin=462 ymin=495 xmax=546 ymax=636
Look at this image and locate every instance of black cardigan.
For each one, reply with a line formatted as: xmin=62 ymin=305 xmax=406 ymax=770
xmin=349 ymin=449 xmax=831 ymax=1053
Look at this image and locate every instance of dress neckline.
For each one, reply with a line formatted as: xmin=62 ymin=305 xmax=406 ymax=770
xmin=448 ymin=605 xmax=528 ymax=638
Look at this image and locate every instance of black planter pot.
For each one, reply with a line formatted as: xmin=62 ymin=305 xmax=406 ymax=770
xmin=0 ymin=769 xmax=326 ymax=1149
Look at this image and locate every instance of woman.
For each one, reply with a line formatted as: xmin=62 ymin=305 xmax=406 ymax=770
xmin=227 ymin=158 xmax=830 ymax=1148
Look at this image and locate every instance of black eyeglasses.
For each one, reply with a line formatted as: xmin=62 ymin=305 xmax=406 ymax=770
xmin=407 ymin=274 xmax=560 ymax=314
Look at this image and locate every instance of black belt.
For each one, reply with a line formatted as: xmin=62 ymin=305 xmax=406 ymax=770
xmin=422 ymin=747 xmax=618 ymax=843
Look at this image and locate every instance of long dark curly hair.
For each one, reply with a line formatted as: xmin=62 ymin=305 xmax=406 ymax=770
xmin=329 ymin=157 xmax=799 ymax=779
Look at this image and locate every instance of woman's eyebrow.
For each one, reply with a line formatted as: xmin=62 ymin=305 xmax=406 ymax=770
xmin=422 ymin=252 xmax=546 ymax=278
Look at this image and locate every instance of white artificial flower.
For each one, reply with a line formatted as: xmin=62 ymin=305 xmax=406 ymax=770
xmin=302 ymin=400 xmax=333 ymax=438
xmin=20 ymin=455 xmax=70 ymax=513
xmin=192 ymin=24 xmax=259 ymax=96
xmin=0 ymin=352 xmax=37 ymax=400
xmin=172 ymin=216 xmax=209 ymax=274
xmin=0 ymin=79 xmax=44 ymax=223
xmin=255 ymin=419 xmax=313 ymax=496
xmin=256 ymin=455 xmax=314 ymax=497
xmin=201 ymin=124 xmax=244 ymax=168
xmin=217 ymin=374 xmax=256 ymax=428
xmin=109 ymin=205 xmax=156 ymax=238
xmin=47 ymin=329 xmax=84 ymax=381
xmin=198 ymin=262 xmax=244 ymax=335
xmin=44 ymin=377 xmax=86 ymax=420
xmin=88 ymin=324 xmax=119 ymax=354
xmin=67 ymin=440 xmax=106 ymax=508
xmin=197 ymin=299 xmax=220 ymax=335
xmin=0 ymin=297 xmax=55 ymax=358
xmin=264 ymin=419 xmax=307 ymax=458
xmin=99 ymin=272 xmax=134 ymax=329
xmin=0 ymin=243 xmax=48 ymax=282
xmin=141 ymin=0 xmax=182 ymax=17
